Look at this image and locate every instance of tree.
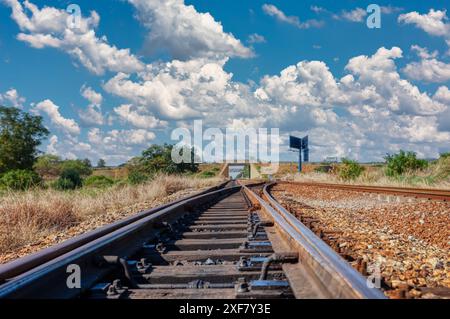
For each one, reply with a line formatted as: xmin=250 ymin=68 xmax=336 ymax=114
xmin=138 ymin=144 xmax=199 ymax=175
xmin=0 ymin=106 xmax=49 ymax=173
xmin=82 ymin=158 xmax=92 ymax=168
xmin=60 ymin=159 xmax=93 ymax=176
xmin=97 ymin=158 xmax=106 ymax=168
xmin=33 ymin=154 xmax=62 ymax=177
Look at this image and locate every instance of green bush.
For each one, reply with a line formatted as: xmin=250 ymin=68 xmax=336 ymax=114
xmin=0 ymin=169 xmax=41 ymax=190
xmin=84 ymin=175 xmax=114 ymax=188
xmin=60 ymin=159 xmax=92 ymax=177
xmin=128 ymin=170 xmax=149 ymax=185
xmin=53 ymin=178 xmax=76 ymax=190
xmin=384 ymin=150 xmax=428 ymax=177
xmin=440 ymin=152 xmax=450 ymax=159
xmin=199 ymin=170 xmax=216 ymax=178
xmin=54 ymin=168 xmax=83 ymax=190
xmin=338 ymin=159 xmax=364 ymax=181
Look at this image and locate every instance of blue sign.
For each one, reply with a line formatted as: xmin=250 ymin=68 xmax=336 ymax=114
xmin=289 ymin=135 xmax=309 ymax=172
xmin=289 ymin=136 xmax=302 ymax=149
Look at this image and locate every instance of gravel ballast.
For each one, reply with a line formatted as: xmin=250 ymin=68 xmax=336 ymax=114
xmin=271 ymin=183 xmax=449 ymax=299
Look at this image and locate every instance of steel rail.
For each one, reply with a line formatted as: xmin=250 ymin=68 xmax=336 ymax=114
xmin=0 ymin=181 xmax=230 ymax=282
xmin=0 ymin=180 xmax=386 ymax=299
xmin=0 ymin=185 xmax=242 ymax=298
xmin=243 ymin=183 xmax=385 ymax=299
xmin=278 ymin=181 xmax=450 ymax=201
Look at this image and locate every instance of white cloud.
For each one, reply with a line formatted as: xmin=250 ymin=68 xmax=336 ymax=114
xmin=434 ymin=86 xmax=450 ymax=104
xmin=33 ymin=99 xmax=80 ymax=135
xmin=128 ymin=0 xmax=252 ymax=60
xmin=46 ymin=135 xmax=58 ymax=154
xmin=247 ymin=33 xmax=266 ymax=44
xmin=433 ymin=86 xmax=450 ymax=132
xmin=312 ymin=6 xmax=401 ymax=22
xmin=114 ymin=104 xmax=168 ymax=129
xmin=104 ymin=57 xmax=261 ymax=123
xmin=403 ymin=58 xmax=450 ymax=83
xmin=255 ymin=60 xmax=342 ymax=108
xmin=102 ymin=44 xmax=449 ymax=161
xmin=78 ymin=86 xmax=104 ymax=126
xmin=262 ymin=4 xmax=323 ymax=29
xmin=403 ymin=115 xmax=450 ymax=142
xmin=5 ymin=2 xmax=449 ymax=163
xmin=4 ymin=0 xmax=144 ymax=75
xmin=344 ymin=47 xmax=445 ymax=115
xmin=337 ymin=8 xmax=367 ymax=22
xmin=410 ymin=45 xmax=438 ymax=59
xmin=88 ymin=127 xmax=155 ymax=147
xmin=398 ymin=9 xmax=450 ymax=37
xmin=402 ymin=45 xmax=450 ymax=83
xmin=81 ymin=85 xmax=102 ymax=106
xmin=0 ymin=88 xmax=26 ymax=108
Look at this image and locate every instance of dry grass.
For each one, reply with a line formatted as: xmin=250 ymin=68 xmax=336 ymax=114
xmin=0 ymin=175 xmax=223 ymax=254
xmin=282 ymin=170 xmax=450 ymax=189
xmin=278 ymin=156 xmax=450 ymax=189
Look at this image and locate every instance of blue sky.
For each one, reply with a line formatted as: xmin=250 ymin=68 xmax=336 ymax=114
xmin=1 ymin=0 xmax=449 ymax=164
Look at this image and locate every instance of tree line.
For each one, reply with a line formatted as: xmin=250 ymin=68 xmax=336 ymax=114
xmin=0 ymin=105 xmax=198 ymax=190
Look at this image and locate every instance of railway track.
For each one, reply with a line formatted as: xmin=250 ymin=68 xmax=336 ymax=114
xmin=279 ymin=182 xmax=450 ymax=202
xmin=0 ymin=181 xmax=384 ymax=299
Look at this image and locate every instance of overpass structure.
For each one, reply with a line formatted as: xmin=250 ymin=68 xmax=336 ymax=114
xmin=219 ymin=163 xmax=262 ymax=179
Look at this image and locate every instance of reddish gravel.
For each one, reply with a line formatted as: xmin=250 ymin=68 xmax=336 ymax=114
xmin=271 ymin=183 xmax=450 ymax=299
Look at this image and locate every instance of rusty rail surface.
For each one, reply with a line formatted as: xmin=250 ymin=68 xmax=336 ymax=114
xmin=279 ymin=181 xmax=450 ymax=201
xmin=255 ymin=184 xmax=385 ymax=299
xmin=0 ymin=182 xmax=385 ymax=299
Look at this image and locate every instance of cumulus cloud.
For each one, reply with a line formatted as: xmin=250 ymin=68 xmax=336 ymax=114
xmin=398 ymin=9 xmax=450 ymax=37
xmin=33 ymin=99 xmax=80 ymax=135
xmin=403 ymin=58 xmax=450 ymax=83
xmin=83 ymin=127 xmax=156 ymax=162
xmin=433 ymin=86 xmax=450 ymax=131
xmin=402 ymin=45 xmax=450 ymax=83
xmin=46 ymin=134 xmax=58 ymax=154
xmin=262 ymin=4 xmax=323 ymax=29
xmin=78 ymin=86 xmax=104 ymax=126
xmin=104 ymin=57 xmax=262 ymax=123
xmin=434 ymin=86 xmax=450 ymax=103
xmin=102 ymin=43 xmax=449 ymax=161
xmin=0 ymin=88 xmax=26 ymax=108
xmin=4 ymin=0 xmax=144 ymax=75
xmin=114 ymin=104 xmax=168 ymax=129
xmin=4 ymin=2 xmax=449 ymax=163
xmin=251 ymin=46 xmax=449 ymax=159
xmin=81 ymin=85 xmax=103 ymax=106
xmin=128 ymin=0 xmax=253 ymax=60
xmin=88 ymin=127 xmax=156 ymax=147
xmin=344 ymin=47 xmax=445 ymax=115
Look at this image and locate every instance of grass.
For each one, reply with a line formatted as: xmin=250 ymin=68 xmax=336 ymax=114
xmin=277 ymin=155 xmax=450 ymax=189
xmin=0 ymin=174 xmax=223 ymax=254
xmin=286 ymin=164 xmax=450 ymax=189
